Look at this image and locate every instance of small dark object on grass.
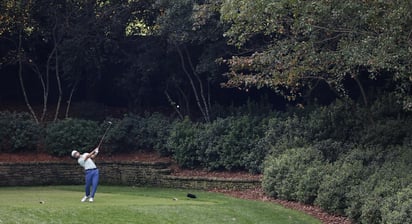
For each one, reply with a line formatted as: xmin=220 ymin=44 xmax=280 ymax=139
xmin=187 ymin=193 xmax=197 ymax=199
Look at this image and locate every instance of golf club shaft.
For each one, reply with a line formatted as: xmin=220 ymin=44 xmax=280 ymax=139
xmin=97 ymin=123 xmax=112 ymax=148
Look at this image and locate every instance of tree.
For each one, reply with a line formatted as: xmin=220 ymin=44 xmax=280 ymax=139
xmin=0 ymin=0 xmax=43 ymax=123
xmin=152 ymin=0 xmax=229 ymax=122
xmin=220 ymin=0 xmax=412 ymax=109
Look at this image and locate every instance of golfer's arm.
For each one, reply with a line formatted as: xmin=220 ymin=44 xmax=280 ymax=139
xmin=90 ymin=153 xmax=97 ymax=159
xmin=84 ymin=152 xmax=96 ymax=160
xmin=89 ymin=150 xmax=98 ymax=159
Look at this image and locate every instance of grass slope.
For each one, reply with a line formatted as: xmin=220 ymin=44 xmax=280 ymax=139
xmin=0 ymin=186 xmax=321 ymax=224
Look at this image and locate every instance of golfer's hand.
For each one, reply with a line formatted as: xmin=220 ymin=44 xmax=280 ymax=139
xmin=94 ymin=147 xmax=99 ymax=154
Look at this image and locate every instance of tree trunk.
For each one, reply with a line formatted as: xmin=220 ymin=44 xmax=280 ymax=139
xmin=65 ymin=81 xmax=78 ymax=118
xmin=184 ymin=47 xmax=211 ymax=121
xmin=53 ymin=38 xmax=62 ymax=122
xmin=40 ymin=46 xmax=56 ymax=122
xmin=18 ymin=30 xmax=39 ymax=123
xmin=174 ymin=43 xmax=210 ymax=122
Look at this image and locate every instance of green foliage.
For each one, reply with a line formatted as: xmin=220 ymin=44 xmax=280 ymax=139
xmin=167 ymin=117 xmax=203 ymax=168
xmin=106 ymin=113 xmax=172 ymax=154
xmin=307 ymin=100 xmax=366 ymax=143
xmin=262 ymin=101 xmax=412 ymax=223
xmin=263 ymin=114 xmax=311 ymax=156
xmin=220 ymin=0 xmax=412 ymax=108
xmin=0 ymin=111 xmax=42 ymax=152
xmin=357 ymin=94 xmax=412 ymax=147
xmin=314 ymin=149 xmax=373 ymax=215
xmin=145 ymin=113 xmax=174 ymax=155
xmin=154 ymin=0 xmax=194 ymax=42
xmin=167 ymin=115 xmax=268 ymax=172
xmin=369 ymin=93 xmax=405 ymax=119
xmin=263 ymin=147 xmax=327 ymax=204
xmin=45 ymin=119 xmax=100 ymax=156
xmin=262 ymin=98 xmax=406 ymax=162
xmin=311 ymin=139 xmax=354 ymax=163
xmin=359 ymin=118 xmax=412 ymax=147
xmin=314 ymin=145 xmax=412 ymax=222
xmin=3 ymin=96 xmax=412 ymax=224
xmin=201 ymin=116 xmax=269 ymax=172
xmin=381 ymin=185 xmax=412 ymax=224
xmin=344 ymin=147 xmax=412 ymax=223
xmin=261 ymin=105 xmax=356 ymax=162
xmin=263 ymin=98 xmax=411 ymax=161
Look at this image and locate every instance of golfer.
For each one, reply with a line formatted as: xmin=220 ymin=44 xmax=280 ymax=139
xmin=71 ymin=147 xmax=100 ymax=202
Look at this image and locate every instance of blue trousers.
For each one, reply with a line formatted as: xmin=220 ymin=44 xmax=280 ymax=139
xmin=85 ymin=169 xmax=99 ymax=198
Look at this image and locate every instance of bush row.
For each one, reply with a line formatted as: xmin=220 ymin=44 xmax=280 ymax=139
xmin=166 ymin=115 xmax=270 ymax=172
xmin=0 ymin=111 xmax=42 ymax=152
xmin=260 ymin=96 xmax=412 ymax=223
xmin=0 ymin=112 xmax=174 ymax=157
xmin=0 ymin=112 xmax=268 ymax=173
xmin=46 ymin=113 xmax=174 ymax=157
xmin=263 ymin=146 xmax=412 ymax=224
xmin=2 ymin=95 xmax=412 ymax=223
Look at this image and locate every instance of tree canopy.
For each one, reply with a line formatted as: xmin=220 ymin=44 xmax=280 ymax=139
xmin=1 ymin=0 xmax=412 ymax=121
xmin=220 ymin=0 xmax=412 ymax=108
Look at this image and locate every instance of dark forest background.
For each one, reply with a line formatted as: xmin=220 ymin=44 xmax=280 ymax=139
xmin=3 ymin=0 xmax=411 ymax=122
xmin=2 ymin=1 xmax=412 ymax=223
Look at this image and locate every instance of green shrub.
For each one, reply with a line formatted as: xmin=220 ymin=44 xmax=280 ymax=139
xmin=167 ymin=115 xmax=269 ymax=172
xmin=145 ymin=113 xmax=173 ymax=155
xmin=196 ymin=118 xmax=228 ymax=170
xmin=201 ymin=116 xmax=269 ymax=172
xmin=369 ymin=93 xmax=405 ymax=119
xmin=106 ymin=113 xmax=172 ymax=154
xmin=306 ymin=100 xmax=366 ymax=143
xmin=244 ymin=135 xmax=270 ymax=174
xmin=0 ymin=111 xmax=42 ymax=152
xmin=263 ymin=115 xmax=311 ymax=156
xmin=167 ymin=117 xmax=203 ymax=168
xmin=345 ymin=149 xmax=412 ymax=223
xmin=102 ymin=116 xmax=135 ymax=153
xmin=381 ymin=185 xmax=412 ymax=224
xmin=296 ymin=164 xmax=330 ymax=204
xmin=263 ymin=100 xmax=365 ymax=161
xmin=263 ymin=147 xmax=327 ymax=203
xmin=315 ymin=148 xmax=375 ymax=215
xmin=359 ymin=119 xmax=411 ymax=147
xmin=358 ymin=196 xmax=384 ymax=224
xmin=45 ymin=119 xmax=100 ymax=156
xmin=311 ymin=139 xmax=353 ymax=162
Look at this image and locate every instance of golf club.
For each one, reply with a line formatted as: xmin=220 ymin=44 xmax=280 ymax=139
xmin=97 ymin=121 xmax=112 ymax=148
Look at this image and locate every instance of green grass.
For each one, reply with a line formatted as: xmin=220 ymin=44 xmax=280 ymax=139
xmin=0 ymin=186 xmax=321 ymax=224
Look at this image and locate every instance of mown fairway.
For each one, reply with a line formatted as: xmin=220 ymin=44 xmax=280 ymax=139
xmin=0 ymin=186 xmax=320 ymax=224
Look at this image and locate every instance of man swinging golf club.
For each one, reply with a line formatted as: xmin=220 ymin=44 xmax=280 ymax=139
xmin=71 ymin=121 xmax=112 ymax=202
xmin=71 ymin=147 xmax=100 ymax=202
